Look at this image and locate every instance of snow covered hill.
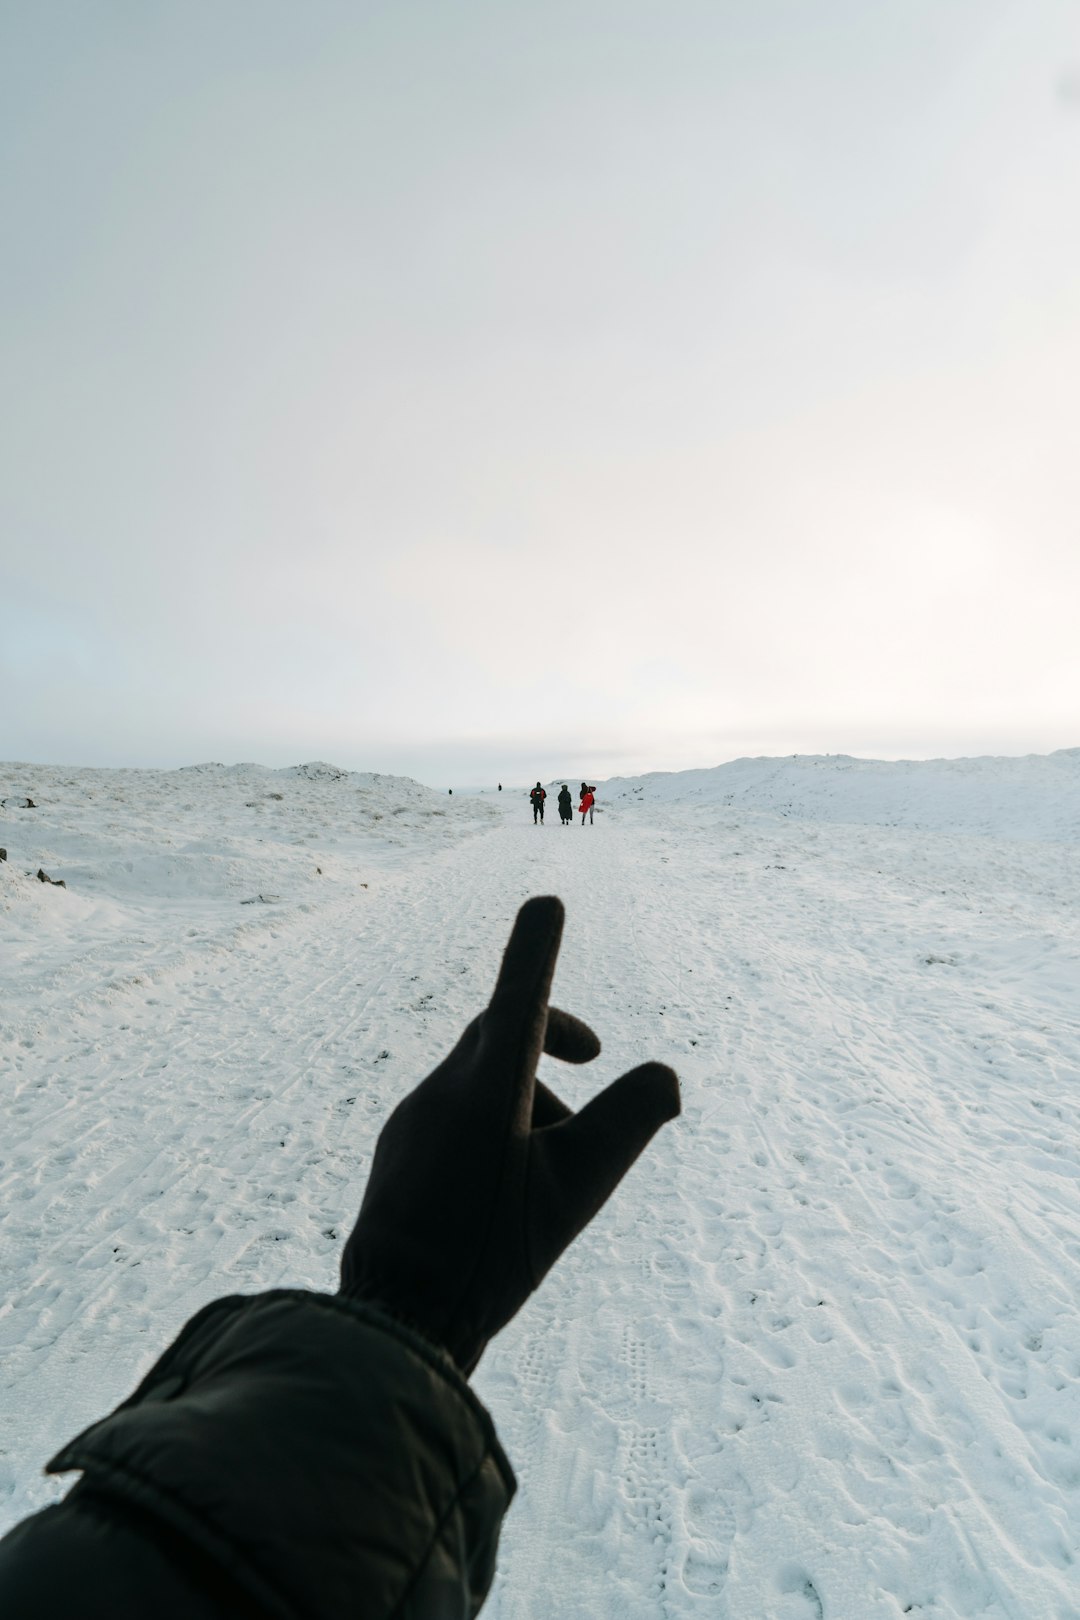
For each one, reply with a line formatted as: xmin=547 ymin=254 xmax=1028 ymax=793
xmin=603 ymin=747 xmax=1080 ymax=842
xmin=2 ymin=751 xmax=1079 ymax=1618
xmin=1 ymin=761 xmax=496 ymax=1019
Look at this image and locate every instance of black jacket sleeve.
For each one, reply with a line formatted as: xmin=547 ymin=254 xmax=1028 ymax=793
xmin=4 ymin=1291 xmax=515 ymax=1620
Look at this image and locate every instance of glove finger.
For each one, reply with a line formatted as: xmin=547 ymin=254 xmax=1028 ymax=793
xmin=527 ymin=1063 xmax=681 ymax=1278
xmin=532 ymin=1079 xmax=572 ymax=1128
xmin=532 ymin=1010 xmax=601 ymax=1125
xmin=544 ymin=1006 xmax=601 ymax=1065
xmin=484 ymin=896 xmax=565 ymax=1122
xmin=488 ymin=895 xmax=564 ymax=1021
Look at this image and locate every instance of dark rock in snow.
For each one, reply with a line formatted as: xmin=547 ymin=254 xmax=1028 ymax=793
xmin=0 ymin=848 xmax=6 ymax=862
xmin=289 ymin=762 xmax=347 ymax=781
xmin=37 ymin=868 xmax=66 ymax=888
xmin=2 ymin=797 xmax=36 ymax=809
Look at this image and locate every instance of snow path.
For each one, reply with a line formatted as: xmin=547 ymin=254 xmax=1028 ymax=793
xmin=3 ymin=767 xmax=1080 ymax=1619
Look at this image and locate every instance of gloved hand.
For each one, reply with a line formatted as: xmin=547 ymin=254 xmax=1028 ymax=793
xmin=340 ymin=894 xmax=680 ymax=1374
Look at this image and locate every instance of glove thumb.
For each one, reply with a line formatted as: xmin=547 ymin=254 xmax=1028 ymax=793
xmin=526 ymin=1061 xmax=680 ymax=1285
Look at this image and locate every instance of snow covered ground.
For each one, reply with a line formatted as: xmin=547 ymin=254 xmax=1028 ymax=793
xmin=2 ymin=752 xmax=1079 ymax=1619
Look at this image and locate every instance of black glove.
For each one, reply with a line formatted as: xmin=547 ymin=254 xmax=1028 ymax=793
xmin=340 ymin=894 xmax=680 ymax=1374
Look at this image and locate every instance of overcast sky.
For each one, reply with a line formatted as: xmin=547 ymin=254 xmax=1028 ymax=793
xmin=3 ymin=1 xmax=1079 ymax=786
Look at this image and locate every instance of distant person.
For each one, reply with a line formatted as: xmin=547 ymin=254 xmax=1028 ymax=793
xmin=0 ymin=896 xmax=679 ymax=1620
xmin=579 ymin=784 xmax=595 ymax=825
xmin=529 ymin=782 xmax=547 ymax=824
xmin=498 ymin=783 xmax=502 ymax=791
xmin=557 ymin=785 xmax=572 ymax=825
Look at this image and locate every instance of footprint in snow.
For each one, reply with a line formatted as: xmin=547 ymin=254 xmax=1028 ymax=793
xmin=774 ymin=1563 xmax=824 ymax=1619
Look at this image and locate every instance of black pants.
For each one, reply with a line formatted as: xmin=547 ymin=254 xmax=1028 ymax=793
xmin=532 ymin=805 xmax=544 ymax=822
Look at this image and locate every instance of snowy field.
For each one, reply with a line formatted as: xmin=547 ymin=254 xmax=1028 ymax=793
xmin=2 ymin=751 xmax=1080 ymax=1619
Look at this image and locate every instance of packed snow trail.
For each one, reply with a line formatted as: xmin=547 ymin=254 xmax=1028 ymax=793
xmin=2 ymin=762 xmax=1079 ymax=1619
xmin=485 ymin=803 xmax=1080 ymax=1620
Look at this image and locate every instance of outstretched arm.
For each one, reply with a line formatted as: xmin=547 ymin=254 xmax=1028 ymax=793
xmin=341 ymin=893 xmax=680 ymax=1373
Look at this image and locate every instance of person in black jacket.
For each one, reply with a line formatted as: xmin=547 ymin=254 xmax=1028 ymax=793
xmin=557 ymin=785 xmax=572 ymax=824
xmin=529 ymin=782 xmax=546 ymax=823
xmin=0 ymin=896 xmax=679 ymax=1620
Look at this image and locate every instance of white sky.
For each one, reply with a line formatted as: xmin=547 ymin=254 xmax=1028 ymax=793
xmin=2 ymin=0 xmax=1079 ymax=786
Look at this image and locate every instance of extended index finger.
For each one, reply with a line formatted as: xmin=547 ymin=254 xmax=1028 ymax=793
xmin=482 ymin=897 xmax=568 ymax=1133
xmin=485 ymin=895 xmax=565 ymax=1065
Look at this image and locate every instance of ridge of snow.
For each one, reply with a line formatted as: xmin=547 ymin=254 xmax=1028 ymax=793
xmin=602 ymin=747 xmax=1080 ymax=841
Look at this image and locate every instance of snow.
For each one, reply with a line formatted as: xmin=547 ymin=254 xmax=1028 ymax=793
xmin=2 ymin=752 xmax=1079 ymax=1618
xmin=603 ymin=747 xmax=1080 ymax=841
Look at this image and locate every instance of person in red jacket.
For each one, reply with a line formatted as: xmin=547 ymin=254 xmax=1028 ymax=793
xmin=579 ymin=784 xmax=595 ymax=825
